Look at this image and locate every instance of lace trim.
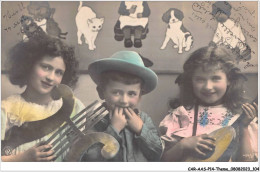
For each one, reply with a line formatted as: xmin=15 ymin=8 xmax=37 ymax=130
xmin=2 ymin=94 xmax=63 ymax=126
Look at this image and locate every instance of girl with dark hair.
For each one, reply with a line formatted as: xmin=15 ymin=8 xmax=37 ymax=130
xmin=1 ymin=36 xmax=85 ymax=161
xmin=159 ymin=46 xmax=258 ymax=162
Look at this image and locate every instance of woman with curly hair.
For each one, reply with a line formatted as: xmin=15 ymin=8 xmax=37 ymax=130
xmin=159 ymin=45 xmax=258 ymax=162
xmin=1 ymin=36 xmax=85 ymax=161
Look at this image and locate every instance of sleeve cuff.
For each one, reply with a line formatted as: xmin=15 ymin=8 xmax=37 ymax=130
xmin=106 ymin=124 xmax=122 ymax=142
xmin=134 ymin=123 xmax=147 ymax=140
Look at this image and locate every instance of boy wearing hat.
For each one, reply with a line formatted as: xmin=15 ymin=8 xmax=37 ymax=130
xmin=86 ymin=51 xmax=163 ymax=161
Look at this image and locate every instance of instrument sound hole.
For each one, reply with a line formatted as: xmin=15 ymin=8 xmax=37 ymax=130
xmin=79 ymin=142 xmax=106 ymax=162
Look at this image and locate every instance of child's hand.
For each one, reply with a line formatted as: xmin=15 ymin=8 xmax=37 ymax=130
xmin=22 ymin=142 xmax=55 ymax=161
xmin=124 ymin=108 xmax=143 ymax=135
xmin=241 ymin=102 xmax=258 ymax=127
xmin=111 ymin=107 xmax=127 ymax=133
xmin=129 ymin=5 xmax=137 ymax=14
xmin=180 ymin=134 xmax=216 ymax=158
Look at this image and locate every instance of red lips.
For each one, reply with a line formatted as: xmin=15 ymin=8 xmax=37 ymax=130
xmin=41 ymin=81 xmax=53 ymax=88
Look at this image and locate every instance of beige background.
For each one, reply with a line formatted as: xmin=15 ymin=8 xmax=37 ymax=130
xmin=1 ymin=1 xmax=258 ymax=126
xmin=1 ymin=1 xmax=258 ymax=72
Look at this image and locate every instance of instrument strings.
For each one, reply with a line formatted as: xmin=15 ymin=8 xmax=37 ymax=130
xmin=44 ymin=100 xmax=109 ymax=160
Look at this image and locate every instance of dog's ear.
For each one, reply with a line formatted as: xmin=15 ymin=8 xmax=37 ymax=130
xmin=162 ymin=9 xmax=172 ymax=23
xmin=174 ymin=8 xmax=184 ymax=21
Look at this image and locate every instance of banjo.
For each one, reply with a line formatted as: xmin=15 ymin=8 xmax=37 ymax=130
xmin=1 ymin=84 xmax=119 ymax=161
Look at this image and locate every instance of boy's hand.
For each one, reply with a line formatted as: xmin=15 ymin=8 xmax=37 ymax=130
xmin=22 ymin=142 xmax=55 ymax=161
xmin=124 ymin=108 xmax=143 ymax=135
xmin=241 ymin=102 xmax=258 ymax=127
xmin=111 ymin=107 xmax=127 ymax=133
xmin=180 ymin=134 xmax=216 ymax=158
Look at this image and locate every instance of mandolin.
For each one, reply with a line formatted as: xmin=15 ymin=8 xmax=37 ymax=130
xmin=1 ymin=84 xmax=119 ymax=161
xmin=184 ymin=96 xmax=258 ymax=162
xmin=184 ymin=126 xmax=235 ymax=162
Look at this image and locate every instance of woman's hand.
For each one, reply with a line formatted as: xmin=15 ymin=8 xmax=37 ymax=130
xmin=124 ymin=108 xmax=143 ymax=135
xmin=241 ymin=102 xmax=258 ymax=127
xmin=180 ymin=134 xmax=216 ymax=158
xmin=111 ymin=107 xmax=127 ymax=133
xmin=22 ymin=142 xmax=55 ymax=161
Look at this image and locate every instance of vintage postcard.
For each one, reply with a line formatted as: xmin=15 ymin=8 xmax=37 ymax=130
xmin=1 ymin=1 xmax=258 ymax=171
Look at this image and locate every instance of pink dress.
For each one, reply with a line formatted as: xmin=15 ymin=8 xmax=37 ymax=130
xmin=159 ymin=105 xmax=258 ymax=161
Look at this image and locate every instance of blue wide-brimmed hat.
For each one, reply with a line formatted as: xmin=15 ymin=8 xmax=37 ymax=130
xmin=88 ymin=51 xmax=158 ymax=94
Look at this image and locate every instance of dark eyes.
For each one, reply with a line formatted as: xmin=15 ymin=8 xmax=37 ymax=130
xmin=55 ymin=70 xmax=64 ymax=76
xmin=112 ymin=91 xmax=120 ymax=95
xmin=40 ymin=64 xmax=64 ymax=76
xmin=111 ymin=91 xmax=137 ymax=97
xmin=212 ymin=76 xmax=221 ymax=81
xmin=194 ymin=76 xmax=222 ymax=82
xmin=93 ymin=26 xmax=101 ymax=29
xmin=41 ymin=64 xmax=52 ymax=71
xmin=128 ymin=92 xmax=137 ymax=96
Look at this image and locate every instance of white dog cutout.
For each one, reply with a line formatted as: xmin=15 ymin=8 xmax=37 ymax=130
xmin=160 ymin=8 xmax=193 ymax=54
xmin=75 ymin=2 xmax=104 ymax=50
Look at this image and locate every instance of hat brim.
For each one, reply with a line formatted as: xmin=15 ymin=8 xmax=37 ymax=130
xmin=88 ymin=58 xmax=158 ymax=94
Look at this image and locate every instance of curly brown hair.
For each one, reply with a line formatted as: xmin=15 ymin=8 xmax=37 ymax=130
xmin=173 ymin=45 xmax=247 ymax=114
xmin=7 ymin=36 xmax=79 ymax=89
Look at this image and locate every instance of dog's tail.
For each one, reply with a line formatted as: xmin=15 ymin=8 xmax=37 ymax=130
xmin=185 ymin=35 xmax=193 ymax=51
xmin=78 ymin=1 xmax=83 ymax=11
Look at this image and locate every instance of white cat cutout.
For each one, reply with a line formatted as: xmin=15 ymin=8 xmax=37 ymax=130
xmin=75 ymin=2 xmax=104 ymax=50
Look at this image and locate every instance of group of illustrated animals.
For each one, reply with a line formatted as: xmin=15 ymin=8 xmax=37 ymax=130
xmin=76 ymin=1 xmax=194 ymax=52
xmin=20 ymin=1 xmax=250 ymax=60
xmin=20 ymin=1 xmax=193 ymax=53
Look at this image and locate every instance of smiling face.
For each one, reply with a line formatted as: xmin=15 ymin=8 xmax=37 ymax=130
xmin=102 ymin=80 xmax=141 ymax=111
xmin=27 ymin=56 xmax=66 ymax=96
xmin=192 ymin=67 xmax=230 ymax=106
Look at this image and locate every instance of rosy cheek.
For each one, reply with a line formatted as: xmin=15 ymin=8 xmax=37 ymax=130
xmin=35 ymin=68 xmax=47 ymax=78
xmin=130 ymin=97 xmax=140 ymax=106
